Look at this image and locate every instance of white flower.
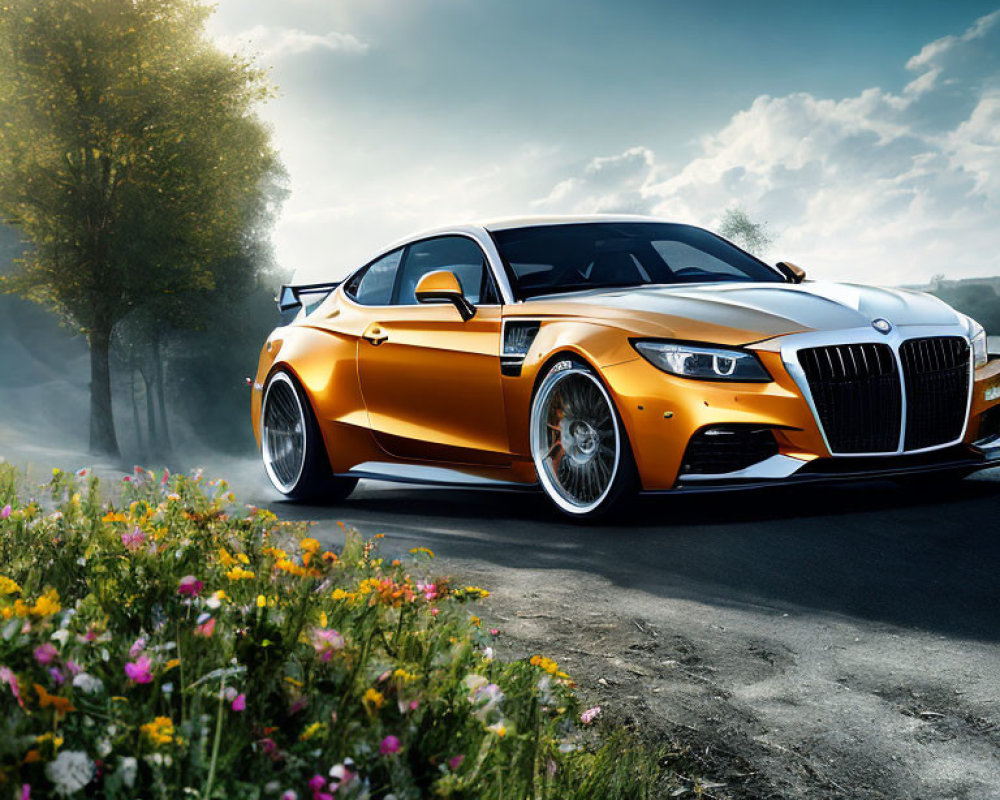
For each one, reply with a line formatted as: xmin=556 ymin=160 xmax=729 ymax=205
xmin=96 ymin=738 xmax=112 ymax=758
xmin=51 ymin=629 xmax=70 ymax=645
xmin=45 ymin=750 xmax=94 ymax=796
xmin=118 ymin=756 xmax=137 ymax=789
xmin=72 ymin=673 xmax=104 ymax=694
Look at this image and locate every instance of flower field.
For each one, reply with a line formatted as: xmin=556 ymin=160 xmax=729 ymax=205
xmin=0 ymin=465 xmax=665 ymax=799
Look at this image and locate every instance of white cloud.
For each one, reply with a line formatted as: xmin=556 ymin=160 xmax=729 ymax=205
xmin=532 ymin=11 xmax=1000 ymax=285
xmin=216 ymin=25 xmax=369 ymax=61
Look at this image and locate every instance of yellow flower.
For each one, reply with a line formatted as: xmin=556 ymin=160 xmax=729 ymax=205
xmin=470 ymin=616 xmax=481 ymax=627
xmin=164 ymin=659 xmax=180 ymax=671
xmin=276 ymin=559 xmax=305 ymax=577
xmin=529 ymin=655 xmax=569 ymax=678
xmin=141 ymin=716 xmax=175 ymax=746
xmin=13 ymin=599 xmax=30 ymax=617
xmin=218 ymin=548 xmax=235 ymax=566
xmin=102 ymin=511 xmax=128 ymax=523
xmin=319 ymin=611 xmax=328 ymax=627
xmin=299 ymin=721 xmax=324 ymax=741
xmin=393 ymin=668 xmax=419 ymax=682
xmin=256 ymin=595 xmax=266 ymax=608
xmin=362 ymin=688 xmax=384 ymax=712
xmin=31 ymin=589 xmax=61 ymax=616
xmin=236 ymin=553 xmax=250 ymax=565
xmin=331 ymin=588 xmax=353 ymax=601
xmin=487 ymin=722 xmax=507 ymax=737
xmin=225 ymin=566 xmax=255 ymax=581
xmin=409 ymin=547 xmax=435 ymax=558
xmin=300 ymin=537 xmax=320 ymax=554
xmin=0 ymin=576 xmax=21 ymax=596
xmin=284 ymin=676 xmax=304 ymax=688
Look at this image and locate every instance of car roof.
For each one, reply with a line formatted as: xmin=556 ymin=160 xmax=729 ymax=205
xmin=479 ymin=214 xmax=672 ymax=232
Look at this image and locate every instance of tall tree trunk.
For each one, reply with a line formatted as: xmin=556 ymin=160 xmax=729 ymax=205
xmin=130 ymin=370 xmax=145 ymax=455
xmin=152 ymin=328 xmax=171 ymax=452
xmin=88 ymin=327 xmax=120 ymax=457
xmin=141 ymin=368 xmax=158 ymax=451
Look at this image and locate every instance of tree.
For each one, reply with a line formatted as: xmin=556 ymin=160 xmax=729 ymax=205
xmin=719 ymin=207 xmax=774 ymax=257
xmin=0 ymin=0 xmax=283 ymax=456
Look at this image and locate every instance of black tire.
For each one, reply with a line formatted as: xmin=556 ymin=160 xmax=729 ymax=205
xmin=529 ymin=358 xmax=638 ymax=520
xmin=260 ymin=370 xmax=357 ymax=502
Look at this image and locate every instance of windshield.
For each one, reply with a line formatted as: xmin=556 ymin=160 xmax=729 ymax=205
xmin=490 ymin=222 xmax=783 ymax=299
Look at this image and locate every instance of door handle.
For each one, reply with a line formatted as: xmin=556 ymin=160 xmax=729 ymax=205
xmin=362 ymin=325 xmax=389 ymax=346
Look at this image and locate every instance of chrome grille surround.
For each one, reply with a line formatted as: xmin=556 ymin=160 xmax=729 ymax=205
xmin=769 ymin=325 xmax=975 ymax=457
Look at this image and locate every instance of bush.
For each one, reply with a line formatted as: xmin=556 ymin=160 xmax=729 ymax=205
xmin=0 ymin=465 xmax=665 ymax=799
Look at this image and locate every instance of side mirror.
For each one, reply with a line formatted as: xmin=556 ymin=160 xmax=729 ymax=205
xmin=414 ymin=270 xmax=476 ymax=321
xmin=776 ymin=261 xmax=806 ymax=284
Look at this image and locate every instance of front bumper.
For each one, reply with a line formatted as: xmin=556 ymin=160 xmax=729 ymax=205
xmin=604 ymin=325 xmax=1000 ymax=492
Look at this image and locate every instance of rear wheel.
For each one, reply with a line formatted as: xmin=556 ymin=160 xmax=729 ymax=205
xmin=261 ymin=370 xmax=357 ymax=502
xmin=530 ymin=359 xmax=637 ymax=519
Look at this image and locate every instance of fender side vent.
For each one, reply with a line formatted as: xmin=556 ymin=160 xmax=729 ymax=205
xmin=501 ymin=321 xmax=540 ymax=377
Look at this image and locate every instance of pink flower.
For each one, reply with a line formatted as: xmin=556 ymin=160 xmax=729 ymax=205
xmin=49 ymin=667 xmax=64 ymax=685
xmin=380 ymin=735 xmax=401 ymax=755
xmin=289 ymin=697 xmax=307 ymax=715
xmin=1 ymin=504 xmax=11 ymax=520
xmin=178 ymin=575 xmax=203 ymax=597
xmin=75 ymin=468 xmax=87 ymax=477
xmin=160 ymin=469 xmax=170 ymax=487
xmin=447 ymin=754 xmax=465 ymax=771
xmin=308 ymin=776 xmax=325 ymax=792
xmin=195 ymin=618 xmax=216 ymax=638
xmin=311 ymin=628 xmax=345 ymax=662
xmin=490 ymin=628 xmax=500 ymax=636
xmin=121 ymin=526 xmax=145 ymax=551
xmin=125 ymin=654 xmax=153 ymax=684
xmin=128 ymin=637 xmax=146 ymax=658
xmin=122 ymin=476 xmax=132 ymax=483
xmin=33 ymin=644 xmax=58 ymax=665
xmin=0 ymin=666 xmax=23 ymax=707
xmin=416 ymin=581 xmax=438 ymax=601
xmin=280 ymin=792 xmax=296 ymax=800
xmin=20 ymin=785 xmax=29 ymax=800
xmin=580 ymin=705 xmax=601 ymax=724
xmin=134 ymin=465 xmax=144 ymax=475
xmin=231 ymin=693 xmax=246 ymax=712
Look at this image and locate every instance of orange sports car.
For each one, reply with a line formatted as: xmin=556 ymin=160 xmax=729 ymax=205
xmin=251 ymin=216 xmax=1000 ymax=518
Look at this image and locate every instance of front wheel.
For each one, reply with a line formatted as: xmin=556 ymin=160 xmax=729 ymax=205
xmin=530 ymin=359 xmax=637 ymax=519
xmin=261 ymin=370 xmax=357 ymax=502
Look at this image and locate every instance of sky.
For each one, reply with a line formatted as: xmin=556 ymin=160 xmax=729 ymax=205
xmin=207 ymin=0 xmax=1000 ymax=286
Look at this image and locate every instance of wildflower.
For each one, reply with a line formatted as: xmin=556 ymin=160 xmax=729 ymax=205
xmin=194 ymin=618 xmax=216 ymax=638
xmin=362 ymin=687 xmax=384 ymax=712
xmin=0 ymin=576 xmax=20 ymax=595
xmin=117 ymin=757 xmax=138 ymax=789
xmin=487 ymin=721 xmax=507 ymax=737
xmin=580 ymin=705 xmax=601 ymax=724
xmin=329 ymin=762 xmax=355 ymax=788
xmin=72 ymin=673 xmax=103 ymax=694
xmin=231 ymin=693 xmax=246 ymax=712
xmin=256 ymin=594 xmax=267 ymax=608
xmin=121 ymin=526 xmax=145 ymax=551
xmin=529 ymin=655 xmax=570 ymax=679
xmin=0 ymin=504 xmax=10 ymax=520
xmin=31 ymin=589 xmax=61 ymax=616
xmin=178 ymin=575 xmax=204 ymax=597
xmin=490 ymin=628 xmax=500 ymax=636
xmin=281 ymin=792 xmax=297 ymax=800
xmin=34 ymin=683 xmax=74 ymax=716
xmin=393 ymin=668 xmax=419 ymax=682
xmin=311 ymin=628 xmax=345 ymax=662
xmin=20 ymin=785 xmax=29 ymax=800
xmin=49 ymin=668 xmax=65 ymax=685
xmin=380 ymin=735 xmax=401 ymax=755
xmin=128 ymin=637 xmax=146 ymax=658
xmin=44 ymin=750 xmax=93 ymax=796
xmin=300 ymin=537 xmax=320 ymax=554
xmin=226 ymin=566 xmax=255 ymax=581
xmin=140 ymin=716 xmax=174 ymax=746
xmin=164 ymin=659 xmax=180 ymax=671
xmin=416 ymin=581 xmax=438 ymax=601
xmin=448 ymin=754 xmax=465 ymax=771
xmin=1 ymin=666 xmax=23 ymax=707
xmin=33 ymin=644 xmax=58 ymax=665
xmin=299 ymin=722 xmax=324 ymax=741
xmin=125 ymin=655 xmax=153 ymax=684
xmin=206 ymin=590 xmax=226 ymax=609
xmin=308 ymin=775 xmax=333 ymax=800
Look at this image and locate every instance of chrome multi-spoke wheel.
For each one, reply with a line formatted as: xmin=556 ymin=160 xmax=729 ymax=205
xmin=261 ymin=370 xmax=357 ymax=502
xmin=531 ymin=361 xmax=631 ymax=517
xmin=262 ymin=372 xmax=307 ymax=493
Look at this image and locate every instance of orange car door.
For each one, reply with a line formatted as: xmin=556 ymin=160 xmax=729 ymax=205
xmin=356 ymin=237 xmax=510 ymax=467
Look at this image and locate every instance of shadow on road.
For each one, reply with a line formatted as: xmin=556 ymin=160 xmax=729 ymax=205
xmin=259 ymin=471 xmax=1000 ymax=642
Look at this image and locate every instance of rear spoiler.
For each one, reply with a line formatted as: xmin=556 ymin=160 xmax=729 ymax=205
xmin=276 ymin=282 xmax=341 ymax=319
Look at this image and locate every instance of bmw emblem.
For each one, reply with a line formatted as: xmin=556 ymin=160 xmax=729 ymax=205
xmin=872 ymin=318 xmax=892 ymax=334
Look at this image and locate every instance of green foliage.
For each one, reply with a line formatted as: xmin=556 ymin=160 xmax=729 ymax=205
xmin=0 ymin=0 xmax=284 ymax=453
xmin=0 ymin=466 xmax=669 ymax=799
xmin=927 ymin=279 xmax=1000 ymax=334
xmin=718 ymin=207 xmax=773 ymax=257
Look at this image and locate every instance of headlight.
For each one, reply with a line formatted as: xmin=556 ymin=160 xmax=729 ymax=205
xmin=970 ymin=322 xmax=988 ymax=368
xmin=633 ymin=340 xmax=772 ymax=382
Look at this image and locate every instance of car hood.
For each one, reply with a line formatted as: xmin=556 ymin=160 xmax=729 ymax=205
xmin=514 ymin=281 xmax=966 ymax=346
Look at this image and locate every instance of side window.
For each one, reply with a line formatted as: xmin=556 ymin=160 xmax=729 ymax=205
xmin=394 ymin=236 xmax=498 ymax=305
xmin=348 ymin=249 xmax=404 ymax=305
